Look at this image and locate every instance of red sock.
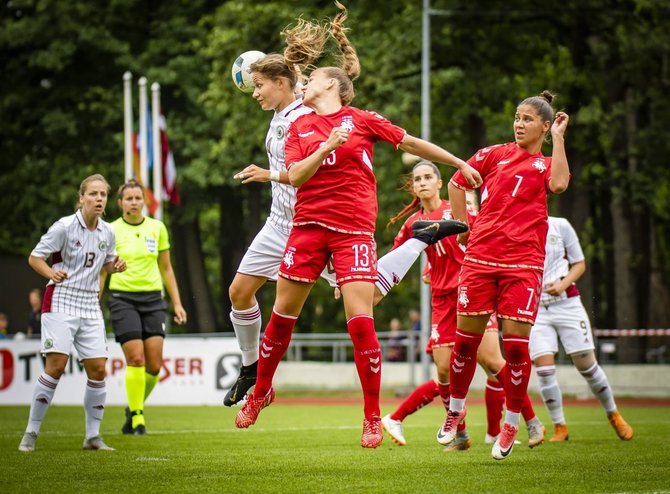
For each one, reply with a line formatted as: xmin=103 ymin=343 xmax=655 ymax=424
xmin=253 ymin=310 xmax=297 ymax=398
xmin=485 ymin=378 xmax=505 ymax=437
xmin=449 ymin=330 xmax=484 ymax=399
xmin=348 ymin=315 xmax=381 ymax=421
xmin=521 ymin=393 xmax=537 ymax=422
xmin=501 ymin=335 xmax=531 ymax=413
xmin=391 ymin=380 xmax=438 ymax=421
xmin=437 ymin=381 xmax=450 ymax=413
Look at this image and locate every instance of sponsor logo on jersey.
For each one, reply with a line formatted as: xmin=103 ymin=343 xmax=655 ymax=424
xmin=458 ymin=286 xmax=469 ymax=308
xmin=497 ymin=159 xmax=511 ymax=166
xmin=298 ymin=131 xmax=314 ymax=138
xmin=531 ymin=158 xmax=547 ymax=173
xmin=74 ymin=240 xmax=82 ymax=248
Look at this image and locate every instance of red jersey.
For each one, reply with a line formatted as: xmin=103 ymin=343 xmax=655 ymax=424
xmin=284 ymin=106 xmax=406 ymax=235
xmin=392 ymin=200 xmax=476 ymax=296
xmin=450 ymin=142 xmax=555 ymax=269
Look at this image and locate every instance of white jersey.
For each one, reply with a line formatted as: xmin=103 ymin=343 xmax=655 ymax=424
xmin=265 ymin=98 xmax=312 ymax=235
xmin=541 ymin=216 xmax=585 ymax=305
xmin=31 ymin=210 xmax=117 ymax=319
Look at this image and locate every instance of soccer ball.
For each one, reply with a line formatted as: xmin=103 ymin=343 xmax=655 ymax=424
xmin=231 ymin=50 xmax=266 ymax=93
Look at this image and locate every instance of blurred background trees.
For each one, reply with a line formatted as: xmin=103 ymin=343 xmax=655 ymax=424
xmin=1 ymin=0 xmax=669 ymax=361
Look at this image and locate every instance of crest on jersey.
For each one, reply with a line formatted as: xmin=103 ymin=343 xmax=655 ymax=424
xmin=283 ymin=249 xmax=295 ymax=269
xmin=548 ymin=234 xmax=558 ymax=245
xmin=531 ymin=158 xmax=547 ymax=173
xmin=98 ymin=240 xmax=108 ymax=251
xmin=458 ymin=286 xmax=469 ymax=308
xmin=276 ymin=125 xmax=286 ymax=140
xmin=44 ymin=338 xmax=54 ymax=350
xmin=340 ymin=116 xmax=355 ymax=133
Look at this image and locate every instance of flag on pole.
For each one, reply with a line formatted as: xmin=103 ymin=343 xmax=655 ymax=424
xmin=159 ymin=115 xmax=181 ymax=206
xmin=132 ymin=125 xmax=160 ymax=215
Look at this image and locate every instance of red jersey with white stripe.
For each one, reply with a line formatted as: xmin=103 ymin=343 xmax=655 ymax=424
xmin=284 ymin=106 xmax=406 ymax=235
xmin=392 ymin=200 xmax=476 ymax=296
xmin=31 ymin=210 xmax=117 ymax=319
xmin=450 ymin=142 xmax=555 ymax=270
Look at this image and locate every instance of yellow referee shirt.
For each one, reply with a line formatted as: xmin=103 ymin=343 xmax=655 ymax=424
xmin=109 ymin=217 xmax=170 ymax=292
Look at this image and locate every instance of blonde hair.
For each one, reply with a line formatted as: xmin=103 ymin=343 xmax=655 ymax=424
xmin=76 ymin=174 xmax=110 ymax=211
xmin=283 ymin=1 xmax=361 ymax=105
xmin=250 ymin=53 xmax=299 ymax=88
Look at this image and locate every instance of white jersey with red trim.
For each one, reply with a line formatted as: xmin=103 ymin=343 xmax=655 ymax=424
xmin=266 ymin=99 xmax=313 ymax=235
xmin=450 ymin=142 xmax=555 ymax=269
xmin=31 ymin=210 xmax=117 ymax=319
xmin=541 ymin=216 xmax=584 ymax=305
xmin=284 ymin=106 xmax=406 ymax=234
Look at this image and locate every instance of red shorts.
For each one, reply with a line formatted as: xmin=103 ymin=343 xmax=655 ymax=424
xmin=457 ymin=260 xmax=543 ymax=324
xmin=279 ymin=225 xmax=377 ymax=285
xmin=427 ymin=292 xmax=457 ymax=353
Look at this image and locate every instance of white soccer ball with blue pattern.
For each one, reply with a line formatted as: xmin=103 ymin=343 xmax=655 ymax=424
xmin=231 ymin=50 xmax=266 ymax=93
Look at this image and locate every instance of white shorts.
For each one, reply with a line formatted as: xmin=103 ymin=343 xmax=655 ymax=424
xmin=237 ymin=221 xmax=337 ymax=286
xmin=41 ymin=312 xmax=108 ymax=360
xmin=529 ymin=296 xmax=594 ymax=359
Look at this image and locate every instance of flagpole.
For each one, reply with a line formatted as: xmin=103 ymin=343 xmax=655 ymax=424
xmin=138 ymin=77 xmax=149 ymax=216
xmin=123 ymin=72 xmax=133 ymax=182
xmin=151 ymin=82 xmax=163 ymax=221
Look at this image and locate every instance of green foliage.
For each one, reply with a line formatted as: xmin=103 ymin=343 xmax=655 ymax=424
xmin=2 ymin=403 xmax=669 ymax=493
xmin=2 ymin=0 xmax=670 ymax=330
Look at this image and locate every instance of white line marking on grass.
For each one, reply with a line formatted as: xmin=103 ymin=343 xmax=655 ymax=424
xmin=2 ymin=419 xmax=669 ymax=438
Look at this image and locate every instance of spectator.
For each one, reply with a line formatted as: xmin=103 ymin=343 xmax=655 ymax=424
xmin=27 ymin=288 xmax=42 ymax=339
xmin=0 ymin=312 xmax=9 ymax=339
xmin=386 ymin=318 xmax=406 ymax=362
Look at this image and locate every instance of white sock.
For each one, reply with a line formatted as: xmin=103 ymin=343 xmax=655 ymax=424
xmin=504 ymin=410 xmax=521 ymax=428
xmin=579 ymin=363 xmax=616 ymax=414
xmin=27 ymin=373 xmax=59 ymax=434
xmin=449 ymin=397 xmax=466 ymax=413
xmin=536 ymin=365 xmax=566 ymax=424
xmin=84 ymin=379 xmax=106 ymax=439
xmin=375 ymin=239 xmax=426 ymax=295
xmin=230 ymin=304 xmax=262 ymax=366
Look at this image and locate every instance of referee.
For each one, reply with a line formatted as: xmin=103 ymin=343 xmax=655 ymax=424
xmin=101 ymin=179 xmax=187 ymax=435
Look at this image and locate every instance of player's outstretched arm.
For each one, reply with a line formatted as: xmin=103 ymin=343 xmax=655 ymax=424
xmin=234 ymin=164 xmax=291 ymax=185
xmin=399 ymin=135 xmax=482 ymax=188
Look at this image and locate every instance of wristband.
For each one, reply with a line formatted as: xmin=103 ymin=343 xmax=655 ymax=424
xmin=269 ymin=170 xmax=280 ymax=182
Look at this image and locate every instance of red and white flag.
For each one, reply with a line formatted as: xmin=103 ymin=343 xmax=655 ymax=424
xmin=159 ymin=115 xmax=181 ymax=206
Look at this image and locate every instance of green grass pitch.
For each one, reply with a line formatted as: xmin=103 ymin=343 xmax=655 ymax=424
xmin=2 ymin=398 xmax=669 ymax=493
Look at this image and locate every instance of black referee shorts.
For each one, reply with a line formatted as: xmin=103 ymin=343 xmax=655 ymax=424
xmin=109 ymin=290 xmax=167 ymax=345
